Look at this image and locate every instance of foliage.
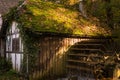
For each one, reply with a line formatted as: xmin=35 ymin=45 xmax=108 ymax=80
xmin=85 ymin=0 xmax=120 ymax=28
xmin=111 ymin=0 xmax=120 ymax=27
xmin=112 ymin=27 xmax=120 ymax=44
xmin=0 ymin=57 xmax=12 ymax=74
xmin=0 ymin=58 xmax=19 ymax=80
xmin=0 ymin=69 xmax=20 ymax=80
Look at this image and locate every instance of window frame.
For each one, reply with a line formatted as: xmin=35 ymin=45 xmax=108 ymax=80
xmin=6 ymin=21 xmax=23 ymax=53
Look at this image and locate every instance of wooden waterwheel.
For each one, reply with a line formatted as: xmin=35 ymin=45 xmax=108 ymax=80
xmin=67 ymin=38 xmax=120 ymax=80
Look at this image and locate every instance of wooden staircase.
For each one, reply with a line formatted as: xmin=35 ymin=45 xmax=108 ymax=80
xmin=66 ymin=39 xmax=113 ymax=78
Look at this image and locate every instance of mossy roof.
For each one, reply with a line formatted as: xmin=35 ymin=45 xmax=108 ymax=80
xmin=10 ymin=0 xmax=111 ymax=36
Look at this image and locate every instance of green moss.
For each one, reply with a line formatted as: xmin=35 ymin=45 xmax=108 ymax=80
xmin=18 ymin=1 xmax=78 ymax=33
xmin=11 ymin=0 xmax=109 ymax=36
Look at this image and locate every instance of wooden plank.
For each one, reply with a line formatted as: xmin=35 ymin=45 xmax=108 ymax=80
xmin=71 ymin=48 xmax=105 ymax=53
xmin=66 ymin=65 xmax=94 ymax=71
xmin=68 ymin=53 xmax=103 ymax=58
xmin=67 ymin=59 xmax=102 ymax=64
xmin=79 ymin=39 xmax=107 ymax=42
xmin=76 ymin=43 xmax=104 ymax=46
xmin=74 ymin=44 xmax=107 ymax=50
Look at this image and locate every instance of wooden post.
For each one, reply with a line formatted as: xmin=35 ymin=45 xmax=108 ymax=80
xmin=26 ymin=53 xmax=29 ymax=80
xmin=0 ymin=38 xmax=6 ymax=58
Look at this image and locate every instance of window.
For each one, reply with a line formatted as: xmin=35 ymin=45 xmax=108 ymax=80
xmin=6 ymin=21 xmax=23 ymax=71
xmin=6 ymin=22 xmax=23 ymax=53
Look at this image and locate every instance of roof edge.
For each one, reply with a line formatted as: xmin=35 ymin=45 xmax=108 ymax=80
xmin=28 ymin=30 xmax=118 ymax=39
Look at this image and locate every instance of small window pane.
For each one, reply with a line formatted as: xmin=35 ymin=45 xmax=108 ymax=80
xmin=12 ymin=38 xmax=19 ymax=52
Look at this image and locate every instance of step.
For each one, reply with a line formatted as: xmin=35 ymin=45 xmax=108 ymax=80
xmin=75 ymin=43 xmax=105 ymax=46
xmin=68 ymin=53 xmax=103 ymax=58
xmin=76 ymin=42 xmax=108 ymax=47
xmin=67 ymin=59 xmax=102 ymax=65
xmin=73 ymin=44 xmax=107 ymax=51
xmin=70 ymin=48 xmax=105 ymax=54
xmin=66 ymin=65 xmax=94 ymax=72
xmin=78 ymin=39 xmax=108 ymax=44
xmin=57 ymin=78 xmax=69 ymax=80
